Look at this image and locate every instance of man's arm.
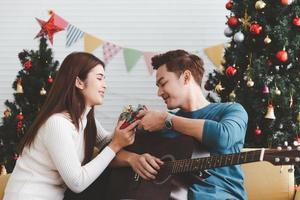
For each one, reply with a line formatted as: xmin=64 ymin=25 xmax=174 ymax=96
xmin=137 ymin=103 xmax=248 ymax=150
xmin=171 ymin=116 xmax=205 ymax=141
xmin=136 ymin=110 xmax=205 ymax=141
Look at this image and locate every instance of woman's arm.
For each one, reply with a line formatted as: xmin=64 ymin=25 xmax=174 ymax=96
xmin=41 ymin=116 xmax=116 ymax=193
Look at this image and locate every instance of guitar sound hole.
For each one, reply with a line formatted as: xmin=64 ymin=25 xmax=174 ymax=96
xmin=154 ymin=154 xmax=175 ymax=185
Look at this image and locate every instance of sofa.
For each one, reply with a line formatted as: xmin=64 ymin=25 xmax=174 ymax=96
xmin=0 ymin=161 xmax=299 ymax=199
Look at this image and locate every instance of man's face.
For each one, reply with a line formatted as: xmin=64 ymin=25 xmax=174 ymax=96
xmin=156 ymin=64 xmax=186 ymax=109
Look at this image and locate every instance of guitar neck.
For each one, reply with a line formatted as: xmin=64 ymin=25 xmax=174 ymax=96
xmin=166 ymin=150 xmax=263 ymax=174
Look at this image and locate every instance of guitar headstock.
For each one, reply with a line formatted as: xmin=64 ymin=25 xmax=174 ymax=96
xmin=264 ymin=146 xmax=300 ymax=166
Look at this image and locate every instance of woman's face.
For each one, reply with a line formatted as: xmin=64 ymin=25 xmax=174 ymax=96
xmin=79 ymin=64 xmax=107 ymax=107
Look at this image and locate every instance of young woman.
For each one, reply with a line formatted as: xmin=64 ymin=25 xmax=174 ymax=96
xmin=3 ymin=52 xmax=139 ymax=200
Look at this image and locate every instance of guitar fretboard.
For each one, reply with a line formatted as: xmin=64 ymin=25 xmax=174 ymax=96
xmin=165 ymin=150 xmax=262 ymax=174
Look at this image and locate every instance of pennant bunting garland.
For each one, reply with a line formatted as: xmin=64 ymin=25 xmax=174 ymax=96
xmin=103 ymin=42 xmax=122 ymax=64
xmin=84 ymin=33 xmax=103 ymax=53
xmin=123 ymin=48 xmax=143 ymax=72
xmin=143 ymin=52 xmax=159 ymax=75
xmin=203 ymin=44 xmax=224 ymax=68
xmin=35 ymin=11 xmax=220 ymax=75
xmin=66 ymin=24 xmax=84 ymax=47
xmin=51 ymin=12 xmax=69 ymax=29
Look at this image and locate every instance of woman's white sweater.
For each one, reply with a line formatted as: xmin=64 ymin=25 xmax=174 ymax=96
xmin=4 ymin=109 xmax=115 ymax=200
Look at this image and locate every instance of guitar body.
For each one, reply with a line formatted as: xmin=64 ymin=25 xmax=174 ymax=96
xmin=106 ymin=131 xmax=300 ymax=200
xmin=106 ymin=132 xmax=195 ymax=200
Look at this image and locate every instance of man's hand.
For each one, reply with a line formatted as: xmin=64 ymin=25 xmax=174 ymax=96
xmin=127 ymin=153 xmax=164 ymax=180
xmin=136 ymin=110 xmax=168 ymax=132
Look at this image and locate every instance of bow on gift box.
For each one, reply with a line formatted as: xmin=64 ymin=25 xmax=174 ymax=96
xmin=119 ymin=104 xmax=147 ymax=129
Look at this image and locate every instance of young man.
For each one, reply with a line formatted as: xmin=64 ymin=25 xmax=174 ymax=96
xmin=114 ymin=50 xmax=248 ymax=200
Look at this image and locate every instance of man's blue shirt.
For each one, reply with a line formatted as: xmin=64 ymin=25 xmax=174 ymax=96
xmin=162 ymin=102 xmax=248 ymax=200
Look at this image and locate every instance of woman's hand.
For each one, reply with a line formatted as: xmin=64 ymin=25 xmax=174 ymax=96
xmin=108 ymin=119 xmax=140 ymax=153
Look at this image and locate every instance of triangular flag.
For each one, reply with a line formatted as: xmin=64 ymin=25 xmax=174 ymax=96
xmin=51 ymin=12 xmax=68 ymax=29
xmin=102 ymin=42 xmax=122 ymax=64
xmin=123 ymin=48 xmax=143 ymax=72
xmin=143 ymin=52 xmax=159 ymax=75
xmin=204 ymin=44 xmax=224 ymax=68
xmin=66 ymin=24 xmax=84 ymax=47
xmin=84 ymin=33 xmax=103 ymax=53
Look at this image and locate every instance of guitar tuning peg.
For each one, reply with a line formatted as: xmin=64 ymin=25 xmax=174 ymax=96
xmin=288 ymin=166 xmax=294 ymax=173
xmin=295 ymin=157 xmax=300 ymax=162
xmin=275 ymin=157 xmax=280 ymax=162
xmin=277 ymin=146 xmax=282 ymax=151
xmin=287 ymin=146 xmax=292 ymax=151
xmin=285 ymin=157 xmax=290 ymax=162
xmin=293 ymin=141 xmax=299 ymax=146
xmin=134 ymin=173 xmax=140 ymax=182
xmin=284 ymin=141 xmax=288 ymax=146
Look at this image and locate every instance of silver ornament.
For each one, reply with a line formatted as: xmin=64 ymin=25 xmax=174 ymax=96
xmin=233 ymin=31 xmax=245 ymax=43
xmin=224 ymin=27 xmax=233 ymax=37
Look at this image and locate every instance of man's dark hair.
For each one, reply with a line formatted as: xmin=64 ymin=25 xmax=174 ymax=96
xmin=151 ymin=49 xmax=205 ymax=86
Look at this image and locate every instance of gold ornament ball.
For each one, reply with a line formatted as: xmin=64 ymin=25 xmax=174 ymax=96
xmin=40 ymin=88 xmax=47 ymax=95
xmin=221 ymin=58 xmax=226 ymax=65
xmin=16 ymin=83 xmax=24 ymax=94
xmin=229 ymin=91 xmax=236 ymax=100
xmin=264 ymin=35 xmax=272 ymax=44
xmin=0 ymin=165 xmax=7 ymax=176
xmin=247 ymin=79 xmax=254 ymax=87
xmin=275 ymin=87 xmax=281 ymax=95
xmin=255 ymin=0 xmax=266 ymax=10
xmin=215 ymin=82 xmax=225 ymax=93
xmin=4 ymin=109 xmax=11 ymax=118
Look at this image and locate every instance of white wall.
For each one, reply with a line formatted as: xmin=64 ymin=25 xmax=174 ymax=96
xmin=0 ymin=0 xmax=227 ymax=131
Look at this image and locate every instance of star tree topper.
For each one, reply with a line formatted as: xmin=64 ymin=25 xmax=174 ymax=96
xmin=35 ymin=15 xmax=64 ymax=45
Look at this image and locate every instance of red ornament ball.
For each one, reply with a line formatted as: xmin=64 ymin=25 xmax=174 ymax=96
xmin=293 ymin=16 xmax=300 ymax=27
xmin=23 ymin=60 xmax=32 ymax=70
xmin=16 ymin=112 xmax=24 ymax=121
xmin=280 ymin=0 xmax=289 ymax=5
xmin=225 ymin=1 xmax=233 ymax=10
xmin=226 ymin=66 xmax=237 ymax=76
xmin=17 ymin=121 xmax=23 ymax=128
xmin=255 ymin=127 xmax=262 ymax=135
xmin=228 ymin=16 xmax=239 ymax=27
xmin=276 ymin=50 xmax=288 ymax=62
xmin=48 ymin=76 xmax=54 ymax=83
xmin=250 ymin=23 xmax=262 ymax=35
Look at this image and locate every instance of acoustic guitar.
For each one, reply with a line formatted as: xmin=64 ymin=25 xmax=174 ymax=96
xmin=106 ymin=131 xmax=300 ymax=200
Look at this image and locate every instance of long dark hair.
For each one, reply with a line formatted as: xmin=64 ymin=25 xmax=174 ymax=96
xmin=18 ymin=52 xmax=105 ymax=164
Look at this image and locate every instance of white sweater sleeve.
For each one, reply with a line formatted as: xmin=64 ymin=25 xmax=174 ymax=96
xmin=41 ymin=116 xmax=116 ymax=193
xmin=95 ymin=118 xmax=114 ymax=150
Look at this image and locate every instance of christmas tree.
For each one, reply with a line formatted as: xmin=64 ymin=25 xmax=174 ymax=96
xmin=0 ymin=37 xmax=59 ymax=172
xmin=205 ymin=0 xmax=300 ymax=148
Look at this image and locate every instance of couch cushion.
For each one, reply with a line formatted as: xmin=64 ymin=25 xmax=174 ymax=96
xmin=0 ymin=174 xmax=10 ymax=200
xmin=242 ymin=161 xmax=295 ymax=200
